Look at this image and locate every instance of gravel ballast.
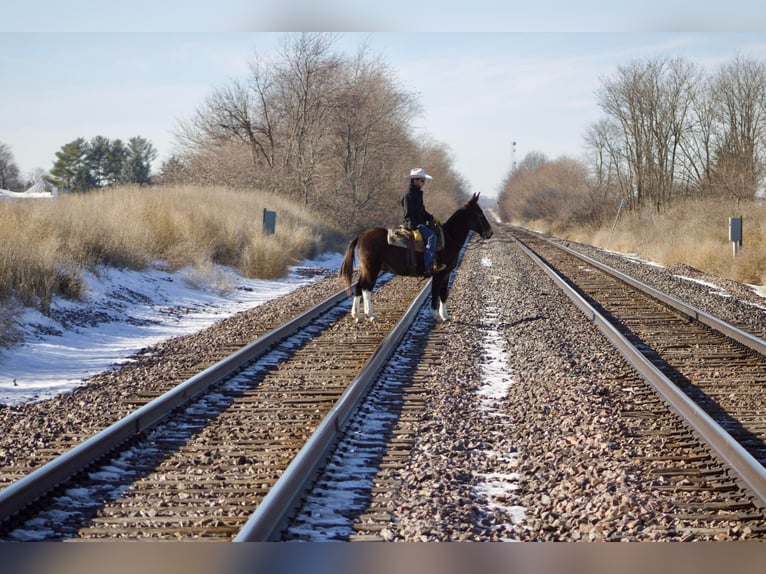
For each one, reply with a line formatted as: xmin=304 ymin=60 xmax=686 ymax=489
xmin=2 ymin=227 xmax=766 ymax=541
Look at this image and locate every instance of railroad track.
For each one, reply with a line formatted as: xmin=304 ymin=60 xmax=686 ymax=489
xmin=509 ymin=228 xmax=766 ymax=520
xmin=0 ymin=273 xmax=432 ymax=541
xmin=278 ymin=225 xmax=766 ymax=541
xmin=2 ymin=226 xmax=766 ymax=542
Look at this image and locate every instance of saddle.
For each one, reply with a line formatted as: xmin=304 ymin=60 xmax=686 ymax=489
xmin=386 ymin=225 xmax=444 ymax=252
xmin=387 ymin=225 xmax=445 ymax=276
xmin=388 ymin=226 xmax=424 ymax=251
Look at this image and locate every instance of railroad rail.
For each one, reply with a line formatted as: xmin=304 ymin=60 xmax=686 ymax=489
xmin=0 ymin=274 xmax=431 ymax=540
xmin=2 ymin=226 xmax=766 ymax=541
xmin=275 ymin=225 xmax=766 ymax=541
xmin=511 ymin=228 xmax=766 ymax=507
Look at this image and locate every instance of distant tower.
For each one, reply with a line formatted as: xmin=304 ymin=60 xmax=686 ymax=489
xmin=511 ymin=141 xmax=517 ymax=171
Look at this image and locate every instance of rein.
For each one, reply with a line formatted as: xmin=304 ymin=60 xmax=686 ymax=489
xmin=438 ymin=195 xmax=493 ymax=255
xmin=463 ymin=235 xmax=488 ymax=251
xmin=441 ymin=222 xmax=489 ymax=252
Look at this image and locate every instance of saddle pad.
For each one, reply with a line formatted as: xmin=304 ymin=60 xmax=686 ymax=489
xmin=387 ymin=227 xmax=423 ymax=249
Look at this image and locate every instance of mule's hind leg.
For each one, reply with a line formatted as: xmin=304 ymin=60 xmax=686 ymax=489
xmin=351 ymin=294 xmax=363 ymax=321
xmin=350 ymin=285 xmax=365 ymax=321
xmin=350 ymin=289 xmax=375 ymax=321
xmin=362 ymin=289 xmax=376 ymax=321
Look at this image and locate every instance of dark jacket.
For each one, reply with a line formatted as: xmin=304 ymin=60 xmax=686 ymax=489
xmin=401 ymin=182 xmax=434 ymax=230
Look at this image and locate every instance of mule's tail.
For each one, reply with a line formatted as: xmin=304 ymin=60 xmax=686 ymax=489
xmin=339 ymin=236 xmax=358 ymax=293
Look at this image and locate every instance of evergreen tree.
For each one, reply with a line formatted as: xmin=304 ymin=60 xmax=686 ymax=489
xmin=105 ymin=139 xmax=127 ymax=186
xmin=50 ymin=135 xmax=156 ymax=190
xmin=51 ymin=138 xmax=96 ymax=192
xmin=122 ymin=136 xmax=157 ymax=185
xmin=88 ymin=135 xmax=113 ymax=188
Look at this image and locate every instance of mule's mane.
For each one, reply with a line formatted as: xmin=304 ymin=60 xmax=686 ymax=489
xmin=443 ymin=195 xmax=479 ymax=228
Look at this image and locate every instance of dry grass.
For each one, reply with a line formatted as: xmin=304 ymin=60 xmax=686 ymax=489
xmin=0 ymin=185 xmax=342 ymax=313
xmin=586 ymin=197 xmax=766 ymax=286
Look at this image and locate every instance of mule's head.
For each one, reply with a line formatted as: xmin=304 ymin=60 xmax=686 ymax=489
xmin=466 ymin=193 xmax=493 ymax=239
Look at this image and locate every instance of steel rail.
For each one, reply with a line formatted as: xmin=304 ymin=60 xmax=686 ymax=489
xmin=234 ymin=278 xmax=433 ymax=542
xmin=234 ymin=235 xmax=477 ymax=541
xmin=546 ymin=234 xmax=766 ymax=356
xmin=0 ymin=286 xmax=352 ymax=523
xmin=513 ymin=234 xmax=766 ymax=507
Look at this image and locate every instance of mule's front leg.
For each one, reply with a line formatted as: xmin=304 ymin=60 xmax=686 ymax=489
xmin=429 ymin=299 xmax=450 ymax=322
xmin=437 ymin=298 xmax=452 ymax=322
xmin=430 ymin=278 xmax=451 ymax=322
xmin=429 ymin=303 xmax=444 ymax=322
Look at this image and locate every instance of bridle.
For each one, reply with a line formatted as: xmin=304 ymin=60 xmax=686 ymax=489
xmin=441 ymin=209 xmax=493 ymax=252
xmin=464 ymin=231 xmax=491 ymax=251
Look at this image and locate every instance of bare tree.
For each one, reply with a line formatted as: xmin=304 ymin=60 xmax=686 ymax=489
xmin=176 ymin=79 xmax=271 ymax=187
xmin=680 ymin=74 xmax=719 ymax=195
xmin=176 ymin=33 xmax=344 ymax=203
xmin=596 ymin=57 xmax=699 ymax=211
xmin=172 ymin=33 xmax=433 ymax=228
xmin=584 ymin=118 xmax=628 ymax=204
xmin=326 ymin=46 xmax=420 ymax=222
xmin=497 ymin=154 xmax=595 ymax=229
xmin=497 ymin=151 xmax=550 ymax=223
xmin=653 ymin=58 xmax=701 ymax=208
xmin=273 ymin=34 xmax=425 ymax=222
xmin=710 ymin=55 xmax=766 ymax=200
xmin=274 ymin=33 xmax=344 ymax=204
xmin=597 ymin=61 xmax=647 ymax=207
xmin=0 ymin=142 xmax=22 ymax=191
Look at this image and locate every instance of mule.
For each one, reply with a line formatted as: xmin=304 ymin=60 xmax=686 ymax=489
xmin=339 ymin=193 xmax=493 ymax=322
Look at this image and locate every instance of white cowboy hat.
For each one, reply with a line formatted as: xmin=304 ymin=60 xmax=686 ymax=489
xmin=405 ymin=168 xmax=433 ymax=180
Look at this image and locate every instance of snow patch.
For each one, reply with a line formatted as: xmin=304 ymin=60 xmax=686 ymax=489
xmin=472 ymin=254 xmax=525 ymax=533
xmin=0 ymin=253 xmax=343 ymax=405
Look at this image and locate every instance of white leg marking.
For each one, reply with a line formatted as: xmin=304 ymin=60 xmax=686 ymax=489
xmin=362 ymin=290 xmax=376 ymax=321
xmin=351 ymin=295 xmax=363 ymax=321
xmin=439 ymin=299 xmax=452 ymax=322
xmin=430 ymin=306 xmax=443 ymax=322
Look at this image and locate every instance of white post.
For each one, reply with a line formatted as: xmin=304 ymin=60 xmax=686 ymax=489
xmin=607 ymin=198 xmax=628 ymax=248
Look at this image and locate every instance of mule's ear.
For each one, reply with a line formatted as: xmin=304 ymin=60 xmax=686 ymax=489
xmin=471 ymin=192 xmax=480 ymax=203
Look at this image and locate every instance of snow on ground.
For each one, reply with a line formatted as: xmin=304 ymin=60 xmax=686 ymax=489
xmin=473 ymin=254 xmax=525 ymax=529
xmin=0 ymin=253 xmax=343 ymax=405
xmin=0 ymin=188 xmax=56 ymax=199
xmin=672 ymin=274 xmax=731 ymax=298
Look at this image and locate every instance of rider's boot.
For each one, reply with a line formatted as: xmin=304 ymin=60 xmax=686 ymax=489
xmin=423 ymin=261 xmax=446 ymax=277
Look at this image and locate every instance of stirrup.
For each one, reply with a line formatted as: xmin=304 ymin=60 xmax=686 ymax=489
xmin=423 ymin=263 xmax=445 ymax=277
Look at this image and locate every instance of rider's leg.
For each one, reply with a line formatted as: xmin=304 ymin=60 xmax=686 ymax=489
xmin=418 ymin=224 xmax=436 ymax=270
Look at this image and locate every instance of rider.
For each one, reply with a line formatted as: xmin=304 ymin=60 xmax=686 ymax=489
xmin=401 ymin=168 xmax=446 ymax=277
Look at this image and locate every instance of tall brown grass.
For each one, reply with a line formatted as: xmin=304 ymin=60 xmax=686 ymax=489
xmin=0 ymin=185 xmax=343 ymax=318
xmin=585 ymin=197 xmax=766 ymax=286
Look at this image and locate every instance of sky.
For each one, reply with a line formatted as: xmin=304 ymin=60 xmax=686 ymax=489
xmin=1 ymin=4 xmax=765 ymax=197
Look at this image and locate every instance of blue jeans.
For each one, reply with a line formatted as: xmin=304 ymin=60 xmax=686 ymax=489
xmin=418 ymin=224 xmax=437 ymax=269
